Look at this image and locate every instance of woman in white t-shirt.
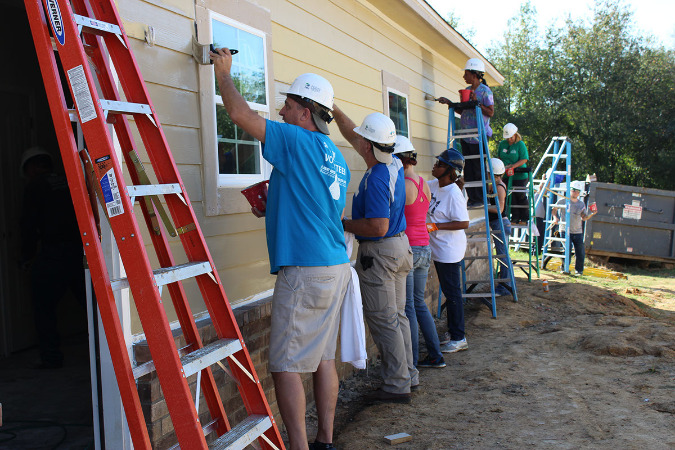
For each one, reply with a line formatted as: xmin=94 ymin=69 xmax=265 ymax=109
xmin=426 ymin=149 xmax=470 ymax=353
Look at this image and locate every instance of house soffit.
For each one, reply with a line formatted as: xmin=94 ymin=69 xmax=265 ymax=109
xmin=362 ymin=0 xmax=504 ymax=86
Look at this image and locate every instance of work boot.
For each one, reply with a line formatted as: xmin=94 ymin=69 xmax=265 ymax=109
xmin=364 ymin=388 xmax=411 ymax=404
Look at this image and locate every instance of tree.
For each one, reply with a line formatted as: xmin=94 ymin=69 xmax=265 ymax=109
xmin=487 ymin=0 xmax=675 ymax=190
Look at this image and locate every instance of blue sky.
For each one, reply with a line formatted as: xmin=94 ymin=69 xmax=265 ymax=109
xmin=425 ymin=0 xmax=675 ymax=53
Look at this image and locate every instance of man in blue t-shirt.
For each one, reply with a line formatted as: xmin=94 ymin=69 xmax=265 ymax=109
xmin=213 ymin=48 xmax=350 ymax=450
xmin=333 ymin=106 xmax=417 ymax=404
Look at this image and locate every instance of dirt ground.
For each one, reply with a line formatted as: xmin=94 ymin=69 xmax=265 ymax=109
xmin=324 ymin=260 xmax=675 ymax=449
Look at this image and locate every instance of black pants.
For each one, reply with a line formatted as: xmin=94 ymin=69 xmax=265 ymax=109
xmin=31 ymin=243 xmax=86 ymax=365
xmin=461 ymin=140 xmax=484 ymax=203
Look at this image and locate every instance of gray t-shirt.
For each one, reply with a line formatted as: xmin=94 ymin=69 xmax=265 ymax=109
xmin=555 ymin=198 xmax=588 ymax=234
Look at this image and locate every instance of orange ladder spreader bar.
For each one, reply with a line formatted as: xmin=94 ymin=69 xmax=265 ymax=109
xmin=24 ymin=0 xmax=283 ymax=448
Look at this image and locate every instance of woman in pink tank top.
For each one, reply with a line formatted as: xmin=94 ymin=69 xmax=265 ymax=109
xmin=394 ymin=136 xmax=445 ymax=369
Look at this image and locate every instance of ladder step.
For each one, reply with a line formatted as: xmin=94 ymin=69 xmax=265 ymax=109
xmin=110 ymin=261 xmax=212 ymax=291
xmin=465 ymin=278 xmax=511 ymax=284
xmin=209 ymin=415 xmax=272 ymax=450
xmin=463 ymin=181 xmax=487 ymax=188
xmin=100 ymin=99 xmax=152 ymax=116
xmin=462 ymin=292 xmax=509 ymax=298
xmin=127 ymin=184 xmax=183 ymax=197
xmin=133 ymin=343 xmax=192 ymax=379
xmin=168 ymin=420 xmax=221 ymax=449
xmin=462 ymin=154 xmax=485 ymax=160
xmin=182 ymin=338 xmax=243 ymax=378
xmin=464 ymin=254 xmax=508 ymax=261
xmin=74 ymin=14 xmax=122 ymax=35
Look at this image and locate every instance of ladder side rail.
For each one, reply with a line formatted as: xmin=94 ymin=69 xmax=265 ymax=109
xmin=532 ymin=139 xmax=566 ymax=213
xmin=24 ymin=1 xmax=151 ymax=447
xmin=45 ymin=0 xmax=210 ymax=445
xmin=474 ymin=106 xmax=498 ymax=316
xmin=542 ymin=139 xmax=563 ymax=260
xmin=563 ymin=141 xmax=573 ymax=273
xmin=530 ymin=138 xmax=556 ymax=182
xmin=86 ymin=0 xmax=249 ymax=342
xmin=70 ymin=0 xmax=231 ymax=434
xmin=529 ymin=170 xmax=540 ymax=278
xmin=84 ymin=2 xmax=284 ymax=444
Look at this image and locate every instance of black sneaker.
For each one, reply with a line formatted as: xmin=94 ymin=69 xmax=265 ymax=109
xmin=416 ymin=357 xmax=446 ymax=368
xmin=309 ymin=441 xmax=336 ymax=450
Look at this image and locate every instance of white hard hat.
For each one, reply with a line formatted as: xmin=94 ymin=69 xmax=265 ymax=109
xmin=354 ymin=113 xmax=397 ymax=164
xmin=20 ymin=146 xmax=52 ymax=176
xmin=503 ymin=123 xmax=518 ymax=139
xmin=464 ymin=58 xmax=485 ymax=73
xmin=490 ymin=158 xmax=505 ymax=176
xmin=280 ymin=73 xmax=334 ymax=110
xmin=571 ymin=180 xmax=585 ymax=191
xmin=393 ymin=135 xmax=415 ymax=154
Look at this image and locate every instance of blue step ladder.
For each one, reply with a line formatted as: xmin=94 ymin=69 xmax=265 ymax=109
xmin=530 ymin=137 xmax=573 ymax=273
xmin=436 ymin=101 xmax=518 ymax=319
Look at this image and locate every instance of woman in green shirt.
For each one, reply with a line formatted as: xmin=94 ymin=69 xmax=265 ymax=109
xmin=497 ymin=123 xmax=529 ymax=224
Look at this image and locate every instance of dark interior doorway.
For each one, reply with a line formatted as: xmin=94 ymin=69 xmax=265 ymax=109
xmin=0 ymin=2 xmax=95 ymax=448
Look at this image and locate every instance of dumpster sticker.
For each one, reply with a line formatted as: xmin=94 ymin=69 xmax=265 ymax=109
xmin=593 ymin=232 xmax=602 ymax=239
xmin=623 ymin=204 xmax=642 ymax=220
xmin=627 ymin=247 xmax=633 ymax=253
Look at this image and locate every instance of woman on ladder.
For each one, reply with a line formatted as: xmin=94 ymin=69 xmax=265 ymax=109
xmin=437 ymin=58 xmax=495 ymax=208
xmin=497 ymin=123 xmax=530 ymax=225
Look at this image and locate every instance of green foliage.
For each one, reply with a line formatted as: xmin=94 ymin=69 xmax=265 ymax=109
xmin=487 ymin=0 xmax=675 ymax=190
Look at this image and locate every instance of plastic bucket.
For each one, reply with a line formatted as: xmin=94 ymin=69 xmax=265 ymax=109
xmin=459 ymin=89 xmax=471 ymax=102
xmin=241 ymin=180 xmax=269 ymax=211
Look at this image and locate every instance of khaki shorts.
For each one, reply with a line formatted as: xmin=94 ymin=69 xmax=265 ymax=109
xmin=269 ymin=264 xmax=351 ymax=373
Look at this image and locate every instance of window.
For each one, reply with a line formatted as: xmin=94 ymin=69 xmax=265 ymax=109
xmin=387 ymin=89 xmax=409 ymax=137
xmin=211 ymin=14 xmax=269 ymax=186
xmin=197 ymin=1 xmax=273 ymax=216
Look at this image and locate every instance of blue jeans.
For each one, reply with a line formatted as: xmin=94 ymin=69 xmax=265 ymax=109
xmin=405 ymin=246 xmax=442 ymax=365
xmin=434 ymin=261 xmax=464 ymax=341
xmin=490 ymin=217 xmax=512 ymax=288
xmin=570 ymin=233 xmax=585 ymax=274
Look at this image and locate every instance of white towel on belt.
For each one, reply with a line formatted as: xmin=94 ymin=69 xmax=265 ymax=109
xmin=340 ymin=232 xmax=367 ymax=369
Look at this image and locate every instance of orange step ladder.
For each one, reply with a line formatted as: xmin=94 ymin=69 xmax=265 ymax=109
xmin=24 ymin=0 xmax=284 ymax=448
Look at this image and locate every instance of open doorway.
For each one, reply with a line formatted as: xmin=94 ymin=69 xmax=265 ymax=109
xmin=0 ymin=3 xmax=95 ymax=448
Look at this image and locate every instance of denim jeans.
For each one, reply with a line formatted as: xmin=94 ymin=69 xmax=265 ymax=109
xmin=490 ymin=217 xmax=512 ymax=288
xmin=405 ymin=246 xmax=442 ymax=365
xmin=434 ymin=260 xmax=464 ymax=341
xmin=570 ymin=233 xmax=585 ymax=274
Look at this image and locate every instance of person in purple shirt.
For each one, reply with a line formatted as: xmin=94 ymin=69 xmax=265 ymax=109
xmin=438 ymin=58 xmax=495 ymax=207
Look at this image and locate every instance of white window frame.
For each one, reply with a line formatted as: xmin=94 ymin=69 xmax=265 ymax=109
xmin=197 ymin=1 xmax=274 ymax=216
xmin=386 ymin=87 xmax=410 ymax=138
xmin=210 ymin=11 xmax=272 ymax=188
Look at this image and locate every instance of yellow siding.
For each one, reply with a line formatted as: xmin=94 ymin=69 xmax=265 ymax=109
xmin=121 ymin=0 xmax=498 ymax=333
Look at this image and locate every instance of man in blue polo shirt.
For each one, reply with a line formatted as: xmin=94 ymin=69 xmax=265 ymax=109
xmin=212 ymin=48 xmax=350 ymax=450
xmin=333 ymin=106 xmax=417 ymax=404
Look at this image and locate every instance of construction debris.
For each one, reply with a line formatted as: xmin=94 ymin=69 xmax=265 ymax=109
xmin=384 ymin=432 xmax=412 ymax=445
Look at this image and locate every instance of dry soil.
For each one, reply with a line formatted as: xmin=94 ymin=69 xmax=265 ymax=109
xmin=327 ymin=265 xmax=675 ymax=449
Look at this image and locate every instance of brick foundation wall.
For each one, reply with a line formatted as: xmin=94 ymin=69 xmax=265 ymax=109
xmin=134 ymin=221 xmax=487 ymax=448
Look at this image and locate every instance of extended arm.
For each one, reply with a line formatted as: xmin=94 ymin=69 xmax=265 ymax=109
xmin=211 ymin=48 xmax=266 ymax=143
xmin=332 ymin=104 xmax=371 ymax=160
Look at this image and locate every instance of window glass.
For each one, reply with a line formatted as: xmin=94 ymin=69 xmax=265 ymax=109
xmin=216 ymin=105 xmax=260 ymax=175
xmin=388 ymin=91 xmax=409 ymax=137
xmin=212 ymin=17 xmax=267 ymax=177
